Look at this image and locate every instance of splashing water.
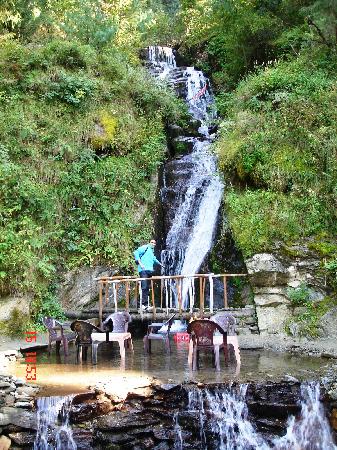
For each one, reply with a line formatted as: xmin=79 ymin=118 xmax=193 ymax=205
xmin=175 ymin=383 xmax=336 ymax=449
xmin=273 ymin=382 xmax=337 ymax=450
xmin=34 ymin=396 xmax=77 ymax=450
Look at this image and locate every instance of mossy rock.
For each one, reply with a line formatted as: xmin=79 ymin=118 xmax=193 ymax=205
xmin=91 ymin=111 xmax=118 ymax=150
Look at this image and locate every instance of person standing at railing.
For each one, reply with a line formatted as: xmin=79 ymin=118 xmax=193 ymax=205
xmin=134 ymin=239 xmax=163 ymax=309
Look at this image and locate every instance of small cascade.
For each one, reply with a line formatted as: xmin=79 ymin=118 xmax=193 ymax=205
xmin=146 ymin=45 xmax=223 ymax=308
xmin=173 ymin=383 xmax=336 ymax=450
xmin=274 ymin=382 xmax=337 ymax=449
xmin=34 ymin=396 xmax=77 ymax=450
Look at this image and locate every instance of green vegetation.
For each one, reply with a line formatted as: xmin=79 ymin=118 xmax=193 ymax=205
xmin=286 ymin=295 xmax=337 ymax=338
xmin=0 ymin=1 xmax=186 ymax=325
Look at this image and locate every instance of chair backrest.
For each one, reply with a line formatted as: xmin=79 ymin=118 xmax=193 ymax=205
xmin=187 ymin=319 xmax=225 ymax=348
xmin=43 ymin=317 xmax=63 ymax=340
xmin=103 ymin=312 xmax=131 ymax=333
xmin=210 ymin=314 xmax=236 ymax=336
xmin=70 ymin=320 xmax=103 ymax=345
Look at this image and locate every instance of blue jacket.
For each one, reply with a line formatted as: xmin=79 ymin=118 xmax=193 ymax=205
xmin=134 ymin=244 xmax=161 ymax=273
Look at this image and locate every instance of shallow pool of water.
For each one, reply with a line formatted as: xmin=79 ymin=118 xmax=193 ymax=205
xmin=6 ymin=337 xmax=332 ymax=396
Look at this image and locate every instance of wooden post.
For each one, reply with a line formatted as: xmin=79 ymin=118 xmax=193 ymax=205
xmin=115 ymin=283 xmax=118 ymax=312
xmin=125 ymin=281 xmax=130 ymax=311
xmin=223 ymin=276 xmax=228 ymax=308
xmin=134 ymin=281 xmax=138 ymax=308
xmin=105 ymin=282 xmax=109 ymax=306
xmin=160 ymin=279 xmax=163 ymax=309
xmin=177 ymin=279 xmax=182 ymax=315
xmin=99 ymin=282 xmax=103 ymax=328
xmin=151 ymin=279 xmax=156 ymax=318
xmin=199 ymin=277 xmax=204 ymax=318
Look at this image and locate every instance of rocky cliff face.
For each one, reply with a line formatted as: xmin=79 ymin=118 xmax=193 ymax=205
xmin=246 ymin=243 xmax=331 ymax=336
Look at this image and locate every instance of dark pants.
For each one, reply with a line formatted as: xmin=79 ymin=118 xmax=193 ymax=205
xmin=140 ymin=270 xmax=153 ymax=306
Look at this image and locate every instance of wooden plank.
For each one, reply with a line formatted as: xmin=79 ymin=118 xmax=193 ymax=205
xmin=105 ymin=282 xmax=109 ymax=306
xmin=125 ymin=281 xmax=130 ymax=311
xmin=160 ymin=278 xmax=163 ymax=309
xmin=99 ymin=282 xmax=103 ymax=328
xmin=199 ymin=277 xmax=204 ymax=318
xmin=177 ymin=279 xmax=182 ymax=315
xmin=223 ymin=276 xmax=228 ymax=308
xmin=150 ymin=279 xmax=156 ymax=318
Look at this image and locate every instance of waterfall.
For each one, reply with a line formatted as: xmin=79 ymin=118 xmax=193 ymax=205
xmin=273 ymin=382 xmax=337 ymax=449
xmin=147 ymin=46 xmax=223 ymax=308
xmin=34 ymin=396 xmax=77 ymax=450
xmin=174 ymin=383 xmax=336 ymax=449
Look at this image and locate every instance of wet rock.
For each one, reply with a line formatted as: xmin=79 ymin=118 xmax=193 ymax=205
xmin=170 ymin=137 xmax=195 ymax=155
xmin=95 ymin=430 xmax=135 ymax=445
xmin=153 ymin=442 xmax=170 ymax=450
xmin=70 ymin=394 xmax=113 ymax=423
xmin=8 ymin=431 xmax=35 ymax=446
xmin=0 ymin=406 xmax=37 ymax=430
xmin=14 ymin=401 xmax=32 ymax=409
xmin=167 ymin=124 xmax=184 ymax=140
xmin=96 ymin=411 xmax=160 ymax=431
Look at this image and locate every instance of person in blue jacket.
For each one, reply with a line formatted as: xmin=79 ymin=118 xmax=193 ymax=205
xmin=134 ymin=239 xmax=162 ymax=308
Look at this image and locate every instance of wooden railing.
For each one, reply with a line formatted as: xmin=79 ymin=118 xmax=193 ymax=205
xmin=95 ymin=273 xmax=247 ymax=327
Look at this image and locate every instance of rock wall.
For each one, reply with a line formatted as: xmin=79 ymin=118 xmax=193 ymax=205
xmin=246 ymin=247 xmax=328 ymax=336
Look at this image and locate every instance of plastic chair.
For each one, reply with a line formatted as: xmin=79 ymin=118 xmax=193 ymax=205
xmin=43 ymin=317 xmax=76 ymax=356
xmin=187 ymin=319 xmax=228 ymax=370
xmin=103 ymin=311 xmax=131 ymax=333
xmin=143 ymin=313 xmax=176 ymax=354
xmin=210 ymin=313 xmax=241 ymax=366
xmin=70 ymin=320 xmax=104 ymax=363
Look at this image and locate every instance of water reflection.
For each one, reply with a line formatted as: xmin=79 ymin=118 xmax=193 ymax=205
xmin=6 ymin=337 xmax=330 ymax=396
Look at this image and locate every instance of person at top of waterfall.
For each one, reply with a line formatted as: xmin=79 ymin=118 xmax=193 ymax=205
xmin=134 ymin=240 xmax=163 ymax=309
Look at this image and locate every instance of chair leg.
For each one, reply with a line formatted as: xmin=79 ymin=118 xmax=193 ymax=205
xmin=55 ymin=341 xmax=61 ymax=355
xmin=143 ymin=336 xmax=149 ymax=353
xmin=223 ymin=344 xmax=229 ymax=365
xmin=62 ymin=337 xmax=69 ymax=356
xmin=77 ymin=345 xmax=82 ymax=364
xmin=83 ymin=346 xmax=88 ymax=362
xmin=92 ymin=343 xmax=98 ymax=365
xmin=214 ymin=348 xmax=220 ymax=371
xmin=48 ymin=339 xmax=51 ymax=355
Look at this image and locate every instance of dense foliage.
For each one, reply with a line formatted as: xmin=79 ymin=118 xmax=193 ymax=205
xmin=0 ymin=1 xmax=186 ymax=321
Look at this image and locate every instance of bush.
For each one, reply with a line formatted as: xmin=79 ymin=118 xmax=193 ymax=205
xmin=286 ymin=283 xmax=311 ymax=306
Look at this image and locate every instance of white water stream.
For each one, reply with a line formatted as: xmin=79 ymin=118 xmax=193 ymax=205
xmin=147 ymin=46 xmax=223 ymax=308
xmin=175 ymin=382 xmax=336 ymax=450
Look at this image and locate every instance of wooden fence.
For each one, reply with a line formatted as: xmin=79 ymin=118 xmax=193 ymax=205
xmin=95 ymin=273 xmax=247 ymax=327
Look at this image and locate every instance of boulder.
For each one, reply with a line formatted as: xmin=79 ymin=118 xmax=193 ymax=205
xmin=59 ymin=266 xmax=116 ymax=310
xmin=0 ymin=295 xmax=30 ymax=321
xmin=256 ymin=305 xmax=292 ymax=335
xmin=319 ymin=307 xmax=337 ymax=339
xmin=246 ymin=254 xmax=288 ymax=286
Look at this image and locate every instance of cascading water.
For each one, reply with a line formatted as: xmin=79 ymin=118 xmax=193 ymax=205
xmin=147 ymin=46 xmax=223 ymax=308
xmin=34 ymin=395 xmax=77 ymax=450
xmin=174 ymin=382 xmax=336 ymax=450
